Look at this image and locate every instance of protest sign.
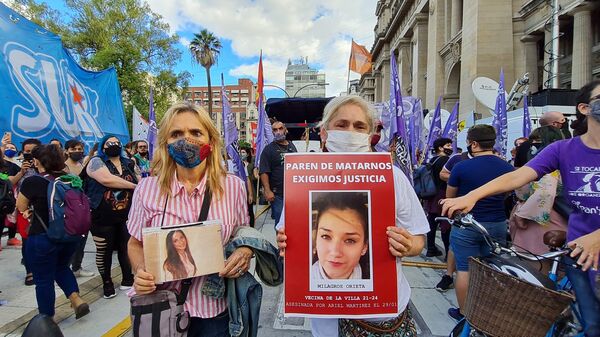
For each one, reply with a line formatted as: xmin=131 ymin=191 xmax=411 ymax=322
xmin=283 ymin=153 xmax=398 ymax=318
xmin=142 ymin=221 xmax=224 ymax=284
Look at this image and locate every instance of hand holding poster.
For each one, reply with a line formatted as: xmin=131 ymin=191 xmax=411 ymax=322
xmin=283 ymin=153 xmax=398 ymax=318
xmin=142 ymin=221 xmax=225 ymax=284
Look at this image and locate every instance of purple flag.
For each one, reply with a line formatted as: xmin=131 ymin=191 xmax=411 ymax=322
xmin=407 ymin=98 xmax=424 ymax=165
xmin=254 ymin=96 xmax=273 ymax=167
xmin=424 ymin=96 xmax=443 ymax=160
xmin=492 ymin=69 xmax=508 ymax=157
xmin=221 ymin=75 xmax=247 ymax=183
xmin=442 ymin=102 xmax=459 ymax=152
xmin=389 ymin=52 xmax=412 ymax=180
xmin=147 ymin=87 xmax=157 ymax=160
xmin=522 ymin=93 xmax=532 ymax=138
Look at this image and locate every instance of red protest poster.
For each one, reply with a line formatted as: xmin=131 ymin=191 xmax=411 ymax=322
xmin=283 ymin=153 xmax=398 ymax=318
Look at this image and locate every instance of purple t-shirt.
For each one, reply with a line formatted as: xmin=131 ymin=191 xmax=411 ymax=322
xmin=526 ymin=137 xmax=600 ymax=241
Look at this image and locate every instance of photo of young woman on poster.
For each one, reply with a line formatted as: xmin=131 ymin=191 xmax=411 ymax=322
xmin=163 ymin=230 xmax=198 ymax=281
xmin=310 ymin=191 xmax=371 ymax=283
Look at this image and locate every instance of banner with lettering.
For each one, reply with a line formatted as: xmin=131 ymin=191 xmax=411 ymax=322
xmin=0 ymin=3 xmax=129 ymax=149
xmin=283 ymin=152 xmax=398 ymax=318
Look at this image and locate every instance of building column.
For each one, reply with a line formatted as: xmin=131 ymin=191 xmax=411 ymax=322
xmin=397 ymin=39 xmax=412 ymax=96
xmin=450 ymin=0 xmax=462 ymax=37
xmin=571 ymin=4 xmax=593 ymax=89
xmin=520 ymin=34 xmax=540 ymax=92
xmin=412 ymin=15 xmax=429 ymax=100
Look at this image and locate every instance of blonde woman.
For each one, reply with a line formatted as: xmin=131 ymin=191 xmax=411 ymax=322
xmin=127 ymin=102 xmax=251 ymax=337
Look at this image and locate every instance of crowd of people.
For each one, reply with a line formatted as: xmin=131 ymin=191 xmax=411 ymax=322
xmin=0 ymin=80 xmax=598 ymax=337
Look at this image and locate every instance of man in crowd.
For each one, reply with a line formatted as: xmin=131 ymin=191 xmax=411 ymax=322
xmin=539 ymin=110 xmax=571 ymax=138
xmin=132 ymin=140 xmax=150 ymax=177
xmin=445 ymin=125 xmax=514 ymax=321
xmin=259 ymin=121 xmax=297 ymax=225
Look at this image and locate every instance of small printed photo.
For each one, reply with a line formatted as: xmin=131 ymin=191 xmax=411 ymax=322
xmin=309 ymin=191 xmax=373 ymax=291
xmin=142 ymin=222 xmax=224 ymax=284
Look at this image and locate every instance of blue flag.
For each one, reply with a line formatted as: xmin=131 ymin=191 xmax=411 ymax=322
xmin=221 ymin=75 xmax=247 ymax=183
xmin=0 ymin=3 xmax=129 ymax=149
xmin=389 ymin=52 xmax=412 ymax=180
xmin=442 ymin=102 xmax=459 ymax=152
xmin=424 ymin=97 xmax=443 ymax=160
xmin=522 ymin=93 xmax=532 ymax=138
xmin=147 ymin=87 xmax=157 ymax=160
xmin=492 ymin=69 xmax=508 ymax=157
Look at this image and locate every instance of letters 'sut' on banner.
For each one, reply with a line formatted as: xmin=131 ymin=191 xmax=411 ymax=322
xmin=0 ymin=3 xmax=129 ymax=149
xmin=283 ymin=153 xmax=398 ymax=318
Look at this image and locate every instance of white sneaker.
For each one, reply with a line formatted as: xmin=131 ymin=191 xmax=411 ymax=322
xmin=73 ymin=269 xmax=95 ymax=277
xmin=119 ymin=285 xmax=132 ymax=291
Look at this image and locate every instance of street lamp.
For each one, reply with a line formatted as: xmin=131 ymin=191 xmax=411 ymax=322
xmin=263 ymin=84 xmax=290 ymax=98
xmin=293 ymin=83 xmax=329 ymax=98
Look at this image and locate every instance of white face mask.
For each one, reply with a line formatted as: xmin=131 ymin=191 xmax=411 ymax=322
xmin=325 ymin=130 xmax=371 ymax=153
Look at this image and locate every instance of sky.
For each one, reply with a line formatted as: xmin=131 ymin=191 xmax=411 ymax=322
xmin=33 ymin=0 xmax=378 ymax=99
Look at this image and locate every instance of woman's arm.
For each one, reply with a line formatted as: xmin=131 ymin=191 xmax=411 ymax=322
xmin=128 ymin=236 xmax=156 ymax=294
xmin=441 ymin=166 xmax=538 ymax=216
xmin=87 ymin=157 xmax=136 ymax=189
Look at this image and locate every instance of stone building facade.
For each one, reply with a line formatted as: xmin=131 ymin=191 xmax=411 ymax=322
xmin=359 ymin=0 xmax=600 ymax=119
xmin=185 ymin=78 xmax=256 ymax=141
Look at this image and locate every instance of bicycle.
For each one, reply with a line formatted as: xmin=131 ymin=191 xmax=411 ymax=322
xmin=435 ymin=213 xmax=584 ymax=337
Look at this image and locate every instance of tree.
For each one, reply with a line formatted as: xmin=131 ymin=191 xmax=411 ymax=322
xmin=189 ymin=29 xmax=222 ymax=119
xmin=11 ymin=0 xmax=189 ymax=127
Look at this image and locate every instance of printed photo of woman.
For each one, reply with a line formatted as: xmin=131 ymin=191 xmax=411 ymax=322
xmin=311 ymin=191 xmax=370 ymax=280
xmin=163 ymin=230 xmax=197 ymax=281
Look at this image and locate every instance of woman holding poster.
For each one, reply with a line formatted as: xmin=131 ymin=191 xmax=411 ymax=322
xmin=127 ymin=102 xmax=252 ymax=337
xmin=277 ymin=95 xmax=429 ymax=337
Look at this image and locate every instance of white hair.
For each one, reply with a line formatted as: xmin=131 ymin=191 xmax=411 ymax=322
xmin=317 ymin=95 xmax=376 ymax=133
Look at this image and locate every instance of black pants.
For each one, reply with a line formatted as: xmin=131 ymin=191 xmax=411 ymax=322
xmin=247 ymin=203 xmax=255 ymax=228
xmin=0 ymin=216 xmax=17 ymax=240
xmin=187 ymin=311 xmax=230 ymax=337
xmin=90 ymin=215 xmax=133 ymax=286
xmin=426 ymin=213 xmax=450 ymax=254
xmin=70 ymin=234 xmax=88 ymax=271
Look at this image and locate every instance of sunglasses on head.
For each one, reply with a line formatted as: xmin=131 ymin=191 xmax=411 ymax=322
xmin=105 ymin=141 xmax=121 ymax=147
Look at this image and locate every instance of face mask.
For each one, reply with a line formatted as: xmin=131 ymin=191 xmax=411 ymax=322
xmin=467 ymin=144 xmax=474 ymax=156
xmin=325 ymin=130 xmax=371 ymax=153
xmin=273 ymin=133 xmax=286 ymax=142
xmin=69 ymin=151 xmax=84 ymax=162
xmin=167 ymin=139 xmax=212 ymax=169
xmin=370 ymin=134 xmax=381 ymax=146
xmin=560 ymin=120 xmax=572 ymax=139
xmin=240 ymin=153 xmax=248 ymax=161
xmin=4 ymin=149 xmax=17 ymax=158
xmin=589 ymin=100 xmax=600 ymax=124
xmin=443 ymin=148 xmax=453 ymax=156
xmin=104 ymin=144 xmax=122 ymax=157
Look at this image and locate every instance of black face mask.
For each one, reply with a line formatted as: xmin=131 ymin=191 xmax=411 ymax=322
xmin=104 ymin=144 xmax=122 ymax=157
xmin=443 ymin=148 xmax=453 ymax=156
xmin=69 ymin=151 xmax=84 ymax=162
xmin=560 ymin=122 xmax=572 ymax=139
xmin=467 ymin=144 xmax=474 ymax=156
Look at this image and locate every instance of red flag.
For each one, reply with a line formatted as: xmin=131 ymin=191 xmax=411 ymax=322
xmin=256 ymin=50 xmax=264 ymax=106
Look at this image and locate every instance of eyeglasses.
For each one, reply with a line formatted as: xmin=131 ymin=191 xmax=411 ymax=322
xmin=105 ymin=141 xmax=121 ymax=147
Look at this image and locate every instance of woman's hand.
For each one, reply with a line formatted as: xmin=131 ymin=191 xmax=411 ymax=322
xmin=440 ymin=194 xmax=478 ymax=217
xmin=220 ymin=246 xmax=253 ymax=278
xmin=134 ymin=269 xmax=156 ymax=295
xmin=568 ymin=230 xmax=600 ymax=271
xmin=387 ymin=227 xmax=424 ymax=258
xmin=276 ymin=228 xmax=286 ymax=257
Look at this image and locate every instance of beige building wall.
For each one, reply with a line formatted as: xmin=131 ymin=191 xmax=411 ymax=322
xmin=361 ymin=0 xmax=600 ymax=122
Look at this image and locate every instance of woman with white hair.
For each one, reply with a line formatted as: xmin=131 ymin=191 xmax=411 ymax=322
xmin=277 ymin=95 xmax=429 ymax=336
xmin=127 ymin=102 xmax=251 ymax=337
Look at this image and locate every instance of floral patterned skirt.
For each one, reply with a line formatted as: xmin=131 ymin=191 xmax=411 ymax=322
xmin=338 ymin=308 xmax=417 ymax=337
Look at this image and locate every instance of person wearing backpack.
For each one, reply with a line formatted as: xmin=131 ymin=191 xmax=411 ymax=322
xmin=15 ymin=144 xmax=90 ymax=319
xmin=82 ymin=135 xmax=137 ymax=299
xmin=423 ymin=137 xmax=453 ymax=258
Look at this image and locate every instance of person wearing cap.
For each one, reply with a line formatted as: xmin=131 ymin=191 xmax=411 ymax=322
xmin=444 ymin=124 xmax=514 ymax=321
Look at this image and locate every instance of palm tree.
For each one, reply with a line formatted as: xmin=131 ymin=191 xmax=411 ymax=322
xmin=189 ymin=29 xmax=222 ymax=117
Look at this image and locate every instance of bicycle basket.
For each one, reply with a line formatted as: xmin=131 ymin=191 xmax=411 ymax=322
xmin=464 ymin=257 xmax=573 ymax=337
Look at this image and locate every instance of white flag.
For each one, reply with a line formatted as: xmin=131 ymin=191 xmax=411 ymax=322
xmin=132 ymin=106 xmax=149 ymax=141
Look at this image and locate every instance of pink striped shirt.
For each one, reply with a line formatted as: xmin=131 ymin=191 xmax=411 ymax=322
xmin=127 ymin=173 xmax=249 ymax=318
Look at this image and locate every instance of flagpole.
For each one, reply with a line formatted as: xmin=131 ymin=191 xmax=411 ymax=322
xmin=347 ymin=39 xmax=353 ymax=95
